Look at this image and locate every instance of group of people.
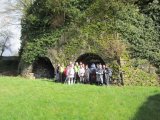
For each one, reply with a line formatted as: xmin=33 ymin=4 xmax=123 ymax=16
xmin=55 ymin=61 xmax=112 ymax=86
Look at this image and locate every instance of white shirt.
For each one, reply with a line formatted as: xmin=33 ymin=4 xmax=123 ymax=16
xmin=78 ymin=67 xmax=85 ymax=77
xmin=68 ymin=67 xmax=75 ymax=78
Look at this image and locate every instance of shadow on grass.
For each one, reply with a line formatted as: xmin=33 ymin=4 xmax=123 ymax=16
xmin=132 ymin=94 xmax=160 ymax=120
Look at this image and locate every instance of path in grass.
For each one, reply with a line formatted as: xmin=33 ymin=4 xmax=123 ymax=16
xmin=0 ymin=77 xmax=160 ymax=120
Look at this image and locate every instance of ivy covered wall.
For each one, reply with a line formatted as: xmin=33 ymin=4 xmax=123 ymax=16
xmin=19 ymin=0 xmax=159 ymax=85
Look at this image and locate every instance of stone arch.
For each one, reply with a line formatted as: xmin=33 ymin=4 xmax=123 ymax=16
xmin=75 ymin=53 xmax=105 ymax=66
xmin=32 ymin=57 xmax=55 ymax=79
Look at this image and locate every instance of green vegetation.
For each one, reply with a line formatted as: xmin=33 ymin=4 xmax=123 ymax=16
xmin=19 ymin=0 xmax=160 ymax=85
xmin=0 ymin=76 xmax=160 ymax=120
xmin=122 ymin=58 xmax=159 ymax=86
xmin=123 ymin=66 xmax=158 ymax=86
xmin=20 ymin=0 xmax=160 ymax=67
xmin=136 ymin=0 xmax=160 ymax=72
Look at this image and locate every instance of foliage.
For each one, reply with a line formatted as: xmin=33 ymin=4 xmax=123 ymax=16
xmin=122 ymin=59 xmax=159 ymax=86
xmin=98 ymin=35 xmax=126 ymax=59
xmin=21 ymin=0 xmax=127 ymax=64
xmin=124 ymin=66 xmax=159 ymax=86
xmin=137 ymin=0 xmax=160 ymax=29
xmin=85 ymin=0 xmax=160 ymax=69
xmin=21 ymin=29 xmax=63 ymax=63
xmin=109 ymin=60 xmax=120 ymax=80
xmin=131 ymin=58 xmax=157 ymax=73
xmin=0 ymin=76 xmax=160 ymax=120
xmin=20 ymin=0 xmax=160 ymax=78
xmin=136 ymin=0 xmax=160 ymax=71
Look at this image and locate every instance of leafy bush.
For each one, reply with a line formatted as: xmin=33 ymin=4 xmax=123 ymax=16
xmin=122 ymin=61 xmax=159 ymax=86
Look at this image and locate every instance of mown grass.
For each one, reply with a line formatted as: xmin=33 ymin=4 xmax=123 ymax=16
xmin=0 ymin=76 xmax=160 ymax=120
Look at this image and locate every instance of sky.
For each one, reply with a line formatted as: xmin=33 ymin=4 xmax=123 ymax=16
xmin=0 ymin=0 xmax=21 ymax=56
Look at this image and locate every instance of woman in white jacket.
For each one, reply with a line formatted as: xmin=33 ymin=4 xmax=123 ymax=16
xmin=67 ymin=64 xmax=75 ymax=85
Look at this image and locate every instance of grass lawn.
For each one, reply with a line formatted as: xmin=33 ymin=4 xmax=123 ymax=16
xmin=0 ymin=76 xmax=160 ymax=120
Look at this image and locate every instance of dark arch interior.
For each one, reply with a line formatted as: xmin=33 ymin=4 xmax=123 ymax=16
xmin=76 ymin=53 xmax=105 ymax=67
xmin=32 ymin=57 xmax=55 ymax=79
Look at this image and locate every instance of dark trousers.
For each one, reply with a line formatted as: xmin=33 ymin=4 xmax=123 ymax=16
xmin=84 ymin=75 xmax=90 ymax=84
xmin=74 ymin=72 xmax=79 ymax=83
xmin=90 ymin=73 xmax=96 ymax=84
xmin=97 ymin=74 xmax=103 ymax=85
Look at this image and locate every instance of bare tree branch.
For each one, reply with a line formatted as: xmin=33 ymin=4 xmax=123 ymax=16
xmin=0 ymin=30 xmax=13 ymax=56
xmin=8 ymin=0 xmax=35 ymax=12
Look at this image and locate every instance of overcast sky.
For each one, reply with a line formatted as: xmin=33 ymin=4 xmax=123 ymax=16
xmin=0 ymin=0 xmax=21 ymax=56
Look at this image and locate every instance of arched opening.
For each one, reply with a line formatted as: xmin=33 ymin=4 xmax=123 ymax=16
xmin=76 ymin=53 xmax=105 ymax=67
xmin=32 ymin=57 xmax=55 ymax=79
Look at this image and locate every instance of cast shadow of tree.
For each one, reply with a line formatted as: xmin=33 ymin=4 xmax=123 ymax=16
xmin=132 ymin=93 xmax=160 ymax=120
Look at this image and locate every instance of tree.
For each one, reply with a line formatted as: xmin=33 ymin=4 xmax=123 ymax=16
xmin=0 ymin=0 xmax=24 ymax=57
xmin=0 ymin=31 xmax=13 ymax=56
xmin=135 ymin=0 xmax=160 ymax=71
xmin=136 ymin=0 xmax=160 ymax=31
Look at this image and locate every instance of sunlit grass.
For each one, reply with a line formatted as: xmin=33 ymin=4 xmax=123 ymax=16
xmin=0 ymin=76 xmax=160 ymax=120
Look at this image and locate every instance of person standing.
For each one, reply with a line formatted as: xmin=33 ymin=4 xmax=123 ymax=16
xmin=55 ymin=64 xmax=60 ymax=82
xmin=108 ymin=67 xmax=113 ymax=83
xmin=90 ymin=63 xmax=97 ymax=84
xmin=84 ymin=65 xmax=90 ymax=84
xmin=96 ymin=64 xmax=99 ymax=83
xmin=59 ymin=64 xmax=65 ymax=83
xmin=103 ymin=65 xmax=110 ymax=86
xmin=78 ymin=64 xmax=85 ymax=83
xmin=67 ymin=64 xmax=75 ymax=85
xmin=74 ymin=62 xmax=80 ymax=83
xmin=102 ymin=65 xmax=106 ymax=84
xmin=64 ymin=63 xmax=71 ymax=84
xmin=96 ymin=64 xmax=104 ymax=85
